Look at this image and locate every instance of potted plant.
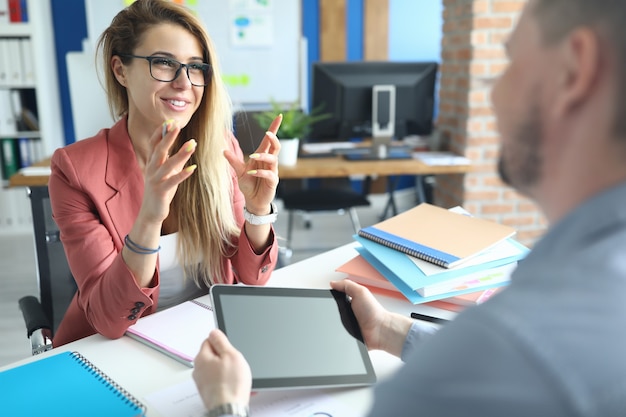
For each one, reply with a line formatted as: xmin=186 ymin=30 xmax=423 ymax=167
xmin=253 ymin=99 xmax=331 ymax=166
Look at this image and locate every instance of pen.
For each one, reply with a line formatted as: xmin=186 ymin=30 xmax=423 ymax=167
xmin=410 ymin=312 xmax=449 ymax=324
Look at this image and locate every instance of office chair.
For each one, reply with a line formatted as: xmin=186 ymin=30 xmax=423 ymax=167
xmin=278 ymin=177 xmax=371 ymax=261
xmin=234 ymin=111 xmax=373 ymax=263
xmin=18 ymin=186 xmax=76 ymax=355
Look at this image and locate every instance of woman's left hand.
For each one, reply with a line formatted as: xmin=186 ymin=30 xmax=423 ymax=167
xmin=224 ymin=114 xmax=282 ymax=215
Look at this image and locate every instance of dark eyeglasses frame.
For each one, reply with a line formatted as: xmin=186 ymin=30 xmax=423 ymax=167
xmin=119 ymin=54 xmax=212 ymax=87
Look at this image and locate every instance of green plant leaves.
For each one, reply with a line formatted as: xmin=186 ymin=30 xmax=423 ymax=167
xmin=252 ymin=99 xmax=332 ymax=139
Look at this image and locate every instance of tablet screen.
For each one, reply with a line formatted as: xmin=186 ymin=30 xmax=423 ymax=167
xmin=210 ymin=285 xmax=376 ymax=390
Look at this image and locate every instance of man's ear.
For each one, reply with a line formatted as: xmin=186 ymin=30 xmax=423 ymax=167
xmin=111 ymin=55 xmax=127 ymax=87
xmin=552 ymin=28 xmax=602 ymax=118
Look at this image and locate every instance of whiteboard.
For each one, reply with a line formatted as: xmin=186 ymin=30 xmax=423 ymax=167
xmin=83 ymin=0 xmax=302 ymax=107
xmin=66 ymin=50 xmax=114 ymax=141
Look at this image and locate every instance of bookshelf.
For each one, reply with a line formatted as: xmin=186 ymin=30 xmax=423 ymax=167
xmin=0 ymin=0 xmax=63 ymax=234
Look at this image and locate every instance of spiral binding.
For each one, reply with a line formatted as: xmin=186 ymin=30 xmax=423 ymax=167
xmin=191 ymin=299 xmax=213 ymax=311
xmin=69 ymin=351 xmax=146 ymax=414
xmin=357 ymin=230 xmax=448 ymax=267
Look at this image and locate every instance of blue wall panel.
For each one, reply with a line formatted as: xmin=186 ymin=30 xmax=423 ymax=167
xmin=389 ymin=0 xmax=442 ymax=62
xmin=50 ymin=0 xmax=87 ymax=145
xmin=346 ymin=0 xmax=363 ymax=61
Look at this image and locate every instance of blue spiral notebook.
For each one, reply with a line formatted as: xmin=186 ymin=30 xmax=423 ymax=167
xmin=357 ymin=203 xmax=517 ymax=268
xmin=0 ymin=351 xmax=146 ymax=417
xmin=354 ymin=234 xmax=528 ymax=295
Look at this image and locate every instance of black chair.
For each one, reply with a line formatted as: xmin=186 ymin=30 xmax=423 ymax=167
xmin=18 ymin=186 xmax=76 ymax=355
xmin=278 ymin=177 xmax=371 ymax=261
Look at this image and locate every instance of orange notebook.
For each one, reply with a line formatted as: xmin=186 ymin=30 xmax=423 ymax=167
xmin=357 ymin=203 xmax=516 ymax=268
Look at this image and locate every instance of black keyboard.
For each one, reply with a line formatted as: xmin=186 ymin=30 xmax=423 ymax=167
xmin=339 ymin=147 xmax=413 ymax=161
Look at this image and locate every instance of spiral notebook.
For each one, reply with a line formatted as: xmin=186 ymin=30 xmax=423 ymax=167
xmin=358 ymin=203 xmax=516 ymax=269
xmin=0 ymin=350 xmax=145 ymax=417
xmin=126 ymin=297 xmax=215 ymax=367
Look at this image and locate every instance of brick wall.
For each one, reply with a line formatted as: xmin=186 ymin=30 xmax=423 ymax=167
xmin=436 ymin=0 xmax=547 ymax=246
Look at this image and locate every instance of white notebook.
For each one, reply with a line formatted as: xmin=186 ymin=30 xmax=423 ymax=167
xmin=125 ymin=296 xmax=214 ymax=367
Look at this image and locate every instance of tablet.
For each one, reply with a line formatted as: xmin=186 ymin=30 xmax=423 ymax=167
xmin=210 ymin=285 xmax=376 ymax=390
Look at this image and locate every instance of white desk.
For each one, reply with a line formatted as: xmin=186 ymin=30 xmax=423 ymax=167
xmin=1 ymin=242 xmax=453 ymax=416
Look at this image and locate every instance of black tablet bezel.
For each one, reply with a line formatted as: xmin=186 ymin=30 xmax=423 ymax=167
xmin=210 ymin=285 xmax=377 ymax=390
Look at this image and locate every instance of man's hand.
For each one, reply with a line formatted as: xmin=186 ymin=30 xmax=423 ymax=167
xmin=193 ymin=329 xmax=252 ymax=411
xmin=330 ymin=279 xmax=413 ymax=357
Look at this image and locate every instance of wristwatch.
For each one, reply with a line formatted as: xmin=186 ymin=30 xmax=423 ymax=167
xmin=205 ymin=403 xmax=249 ymax=417
xmin=243 ymin=202 xmax=278 ymax=225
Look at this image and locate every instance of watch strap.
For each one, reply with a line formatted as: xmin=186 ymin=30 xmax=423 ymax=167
xmin=243 ymin=202 xmax=278 ymax=225
xmin=205 ymin=403 xmax=249 ymax=417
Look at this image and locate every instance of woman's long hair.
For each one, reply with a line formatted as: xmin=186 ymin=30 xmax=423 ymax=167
xmin=97 ymin=0 xmax=239 ymax=286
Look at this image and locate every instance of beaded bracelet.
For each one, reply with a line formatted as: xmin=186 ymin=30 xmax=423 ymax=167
xmin=124 ymin=234 xmax=161 ymax=255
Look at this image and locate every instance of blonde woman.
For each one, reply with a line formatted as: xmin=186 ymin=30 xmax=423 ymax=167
xmin=49 ymin=0 xmax=282 ymax=347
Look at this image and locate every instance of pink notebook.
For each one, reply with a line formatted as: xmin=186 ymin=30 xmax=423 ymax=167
xmin=125 ymin=298 xmax=214 ymax=367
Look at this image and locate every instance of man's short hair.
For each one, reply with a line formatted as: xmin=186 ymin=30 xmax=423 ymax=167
xmin=532 ymin=0 xmax=626 ymax=136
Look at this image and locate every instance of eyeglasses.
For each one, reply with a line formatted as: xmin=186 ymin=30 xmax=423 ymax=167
xmin=120 ymin=54 xmax=212 ymax=87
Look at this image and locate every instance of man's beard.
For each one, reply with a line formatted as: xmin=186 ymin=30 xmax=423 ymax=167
xmin=497 ymin=102 xmax=543 ymax=195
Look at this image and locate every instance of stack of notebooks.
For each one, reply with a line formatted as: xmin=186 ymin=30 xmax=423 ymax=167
xmin=339 ymin=203 xmax=530 ymax=306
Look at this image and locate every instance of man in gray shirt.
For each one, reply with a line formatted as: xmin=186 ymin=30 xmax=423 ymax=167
xmin=192 ymin=0 xmax=626 ymax=415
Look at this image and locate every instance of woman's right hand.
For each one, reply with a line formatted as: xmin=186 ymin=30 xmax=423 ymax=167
xmin=140 ymin=119 xmax=197 ymax=224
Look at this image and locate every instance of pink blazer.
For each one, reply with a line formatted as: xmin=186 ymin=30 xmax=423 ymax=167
xmin=49 ymin=117 xmax=278 ymax=347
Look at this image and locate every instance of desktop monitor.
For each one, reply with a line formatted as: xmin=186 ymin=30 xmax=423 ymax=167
xmin=308 ymin=61 xmax=438 ymax=141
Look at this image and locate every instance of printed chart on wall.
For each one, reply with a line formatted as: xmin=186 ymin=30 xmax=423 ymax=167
xmin=195 ymin=0 xmax=301 ymax=106
xmin=97 ymin=0 xmax=301 ymax=106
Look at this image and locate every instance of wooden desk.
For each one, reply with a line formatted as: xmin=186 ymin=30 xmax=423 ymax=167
xmin=8 ymin=157 xmax=51 ymax=188
xmin=280 ymin=154 xmax=472 ymax=219
xmin=9 ymin=154 xmax=472 ymax=187
xmin=10 ymin=154 xmax=472 ymax=220
xmin=279 ymin=155 xmax=472 ymax=179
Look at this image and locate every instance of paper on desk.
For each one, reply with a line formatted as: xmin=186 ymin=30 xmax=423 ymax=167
xmin=144 ymin=378 xmax=362 ymax=417
xmin=19 ymin=166 xmax=52 ymax=176
xmin=407 ymin=235 xmax=526 ymax=276
xmin=413 ymin=151 xmax=471 ymax=166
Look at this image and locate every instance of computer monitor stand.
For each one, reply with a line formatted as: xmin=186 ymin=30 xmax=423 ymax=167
xmin=341 ymin=85 xmax=411 ymax=161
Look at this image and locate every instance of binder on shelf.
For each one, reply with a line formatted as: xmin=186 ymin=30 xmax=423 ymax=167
xmin=357 ymin=203 xmax=516 ymax=269
xmin=6 ymin=38 xmax=23 ymax=85
xmin=9 ymin=88 xmax=23 ymax=129
xmin=19 ymin=0 xmax=28 ymax=22
xmin=19 ymin=38 xmax=35 ymax=85
xmin=0 ymin=350 xmax=146 ymax=417
xmin=17 ymin=137 xmax=31 ymax=167
xmin=1 ymin=137 xmax=19 ymax=179
xmin=28 ymin=137 xmax=41 ymax=162
xmin=0 ymin=39 xmax=10 ymax=86
xmin=0 ymin=90 xmax=17 ymax=135
xmin=0 ymin=90 xmax=8 ymax=134
xmin=8 ymin=0 xmax=21 ymax=23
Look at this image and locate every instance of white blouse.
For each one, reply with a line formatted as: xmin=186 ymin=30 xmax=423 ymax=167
xmin=157 ymin=233 xmax=207 ymax=311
